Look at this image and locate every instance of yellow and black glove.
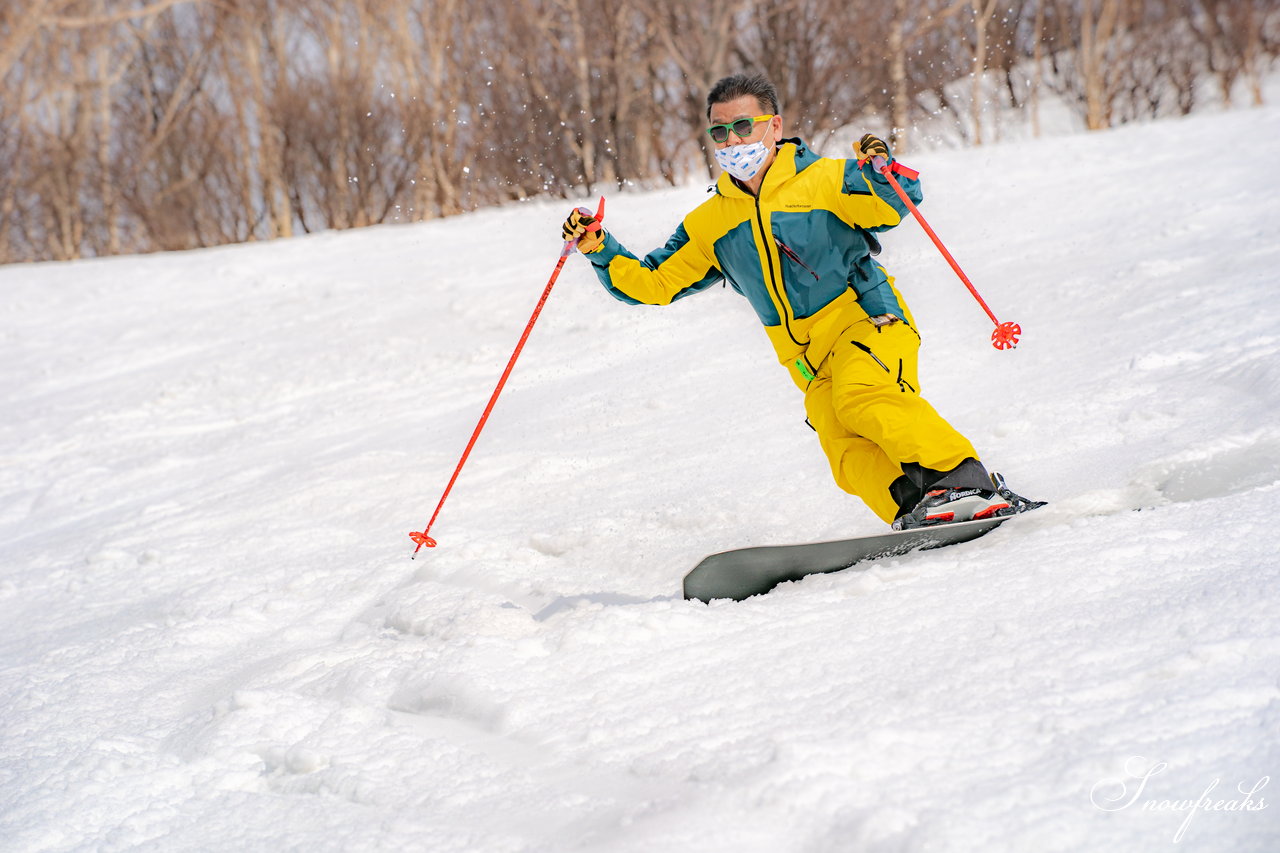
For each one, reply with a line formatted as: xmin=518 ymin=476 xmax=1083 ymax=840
xmin=853 ymin=133 xmax=890 ymax=163
xmin=561 ymin=208 xmax=604 ymax=254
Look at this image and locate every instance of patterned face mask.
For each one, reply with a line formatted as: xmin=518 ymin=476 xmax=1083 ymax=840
xmin=714 ymin=140 xmax=770 ymax=182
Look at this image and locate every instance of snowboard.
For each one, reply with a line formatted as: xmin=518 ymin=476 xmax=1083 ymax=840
xmin=683 ymin=514 xmax=1018 ymax=603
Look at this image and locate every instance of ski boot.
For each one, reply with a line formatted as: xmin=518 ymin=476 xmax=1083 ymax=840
xmin=892 ymin=472 xmax=1045 ymax=531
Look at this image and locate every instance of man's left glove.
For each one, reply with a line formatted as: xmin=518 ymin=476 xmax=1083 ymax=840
xmin=561 ymin=208 xmax=604 ymax=254
xmin=853 ymin=133 xmax=890 ymax=163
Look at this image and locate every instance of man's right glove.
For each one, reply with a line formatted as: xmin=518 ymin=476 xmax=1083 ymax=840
xmin=853 ymin=133 xmax=890 ymax=164
xmin=561 ymin=208 xmax=604 ymax=253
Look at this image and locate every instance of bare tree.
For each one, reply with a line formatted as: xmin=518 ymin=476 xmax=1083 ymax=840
xmin=4 ymin=0 xmax=1278 ymax=264
xmin=644 ymin=0 xmax=749 ymax=174
xmin=886 ymin=0 xmax=966 ymax=151
xmin=1191 ymin=0 xmax=1278 ymax=108
xmin=966 ymin=0 xmax=1000 ymax=145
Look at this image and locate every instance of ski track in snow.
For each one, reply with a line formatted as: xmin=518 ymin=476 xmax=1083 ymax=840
xmin=2 ymin=103 xmax=1280 ymax=852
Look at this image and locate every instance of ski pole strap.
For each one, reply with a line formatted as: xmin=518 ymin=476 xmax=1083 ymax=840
xmin=857 ymin=158 xmax=920 ymax=181
xmin=578 ymin=196 xmax=606 ymax=234
xmin=886 ymin=160 xmax=919 ymax=181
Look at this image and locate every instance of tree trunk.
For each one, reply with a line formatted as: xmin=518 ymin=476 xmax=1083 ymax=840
xmin=890 ymin=0 xmax=909 ymax=150
xmin=970 ymin=0 xmax=998 ymax=146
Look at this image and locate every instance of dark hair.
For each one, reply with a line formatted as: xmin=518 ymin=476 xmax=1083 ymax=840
xmin=706 ymin=73 xmax=780 ymax=119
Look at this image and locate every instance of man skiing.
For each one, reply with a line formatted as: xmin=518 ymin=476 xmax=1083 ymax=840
xmin=562 ymin=72 xmax=1038 ymax=530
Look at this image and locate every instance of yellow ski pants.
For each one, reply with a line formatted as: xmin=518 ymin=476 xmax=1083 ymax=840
xmin=803 ymin=319 xmax=980 ymax=523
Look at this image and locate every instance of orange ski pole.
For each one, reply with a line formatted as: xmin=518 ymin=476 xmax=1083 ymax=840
xmin=870 ymin=155 xmax=1021 ymax=350
xmin=410 ymin=197 xmax=605 ymax=554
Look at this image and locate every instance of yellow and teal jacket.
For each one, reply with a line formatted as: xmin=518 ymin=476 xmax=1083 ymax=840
xmin=585 ymin=138 xmax=924 ymax=389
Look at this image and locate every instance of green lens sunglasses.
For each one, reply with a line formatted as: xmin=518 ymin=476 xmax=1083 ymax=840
xmin=706 ymin=115 xmax=774 ymax=144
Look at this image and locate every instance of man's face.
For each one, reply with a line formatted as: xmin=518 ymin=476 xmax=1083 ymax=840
xmin=707 ymin=95 xmax=782 ymax=151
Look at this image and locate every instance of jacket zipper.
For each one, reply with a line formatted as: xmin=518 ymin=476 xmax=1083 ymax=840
xmin=754 ymin=196 xmax=804 ymax=348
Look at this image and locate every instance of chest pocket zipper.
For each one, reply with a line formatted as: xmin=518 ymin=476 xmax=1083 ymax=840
xmin=775 ymin=239 xmax=820 ymax=281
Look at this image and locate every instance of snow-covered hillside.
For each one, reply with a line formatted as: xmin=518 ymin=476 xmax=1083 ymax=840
xmin=2 ymin=101 xmax=1279 ymax=852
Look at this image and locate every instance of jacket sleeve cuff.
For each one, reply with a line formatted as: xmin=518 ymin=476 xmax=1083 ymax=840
xmin=587 ymin=231 xmax=626 ymax=266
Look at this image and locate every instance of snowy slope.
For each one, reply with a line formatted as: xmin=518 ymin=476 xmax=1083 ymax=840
xmin=2 ymin=101 xmax=1279 ymax=853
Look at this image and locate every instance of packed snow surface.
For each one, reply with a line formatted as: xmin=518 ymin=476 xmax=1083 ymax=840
xmin=3 ymin=103 xmax=1280 ymax=852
